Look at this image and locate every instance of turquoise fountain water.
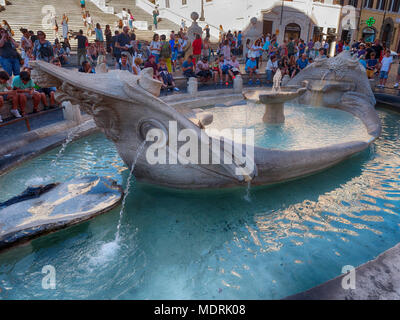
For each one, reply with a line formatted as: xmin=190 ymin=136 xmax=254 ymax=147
xmin=0 ymin=105 xmax=399 ymax=300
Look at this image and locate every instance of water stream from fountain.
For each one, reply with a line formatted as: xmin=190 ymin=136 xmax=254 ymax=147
xmin=115 ymin=140 xmax=147 ymax=242
xmin=51 ymin=120 xmax=90 ymax=167
xmin=88 ymin=140 xmax=147 ymax=266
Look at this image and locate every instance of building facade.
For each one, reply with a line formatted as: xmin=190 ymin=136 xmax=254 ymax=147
xmin=138 ymin=0 xmax=400 ymax=51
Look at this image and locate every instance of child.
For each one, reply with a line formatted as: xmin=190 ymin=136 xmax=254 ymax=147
xmin=158 ymin=58 xmax=179 ymax=91
xmin=378 ymin=50 xmax=393 ymax=88
xmin=12 ymin=70 xmax=48 ymax=115
xmin=366 ymin=52 xmax=378 ymax=79
xmin=0 ymin=71 xmax=21 ymax=121
xmin=245 ymin=56 xmax=259 ymax=85
xmin=212 ymin=57 xmax=222 ymax=84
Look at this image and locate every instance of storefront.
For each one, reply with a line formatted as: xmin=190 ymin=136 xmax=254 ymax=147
xmin=362 ymin=27 xmax=376 ymax=43
xmin=284 ymin=23 xmax=301 ymax=41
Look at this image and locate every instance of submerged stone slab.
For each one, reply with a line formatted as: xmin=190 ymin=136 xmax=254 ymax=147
xmin=0 ymin=176 xmax=122 ymax=251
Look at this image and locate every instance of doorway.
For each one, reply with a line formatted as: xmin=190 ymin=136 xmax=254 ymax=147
xmin=263 ymin=20 xmax=273 ymax=36
xmin=284 ymin=23 xmax=301 ymax=41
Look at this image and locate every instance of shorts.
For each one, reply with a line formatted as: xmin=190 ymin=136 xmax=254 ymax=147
xmin=221 ymin=65 xmax=231 ymax=74
xmin=366 ymin=69 xmax=375 ymax=78
xmin=379 ymin=70 xmax=388 ymax=79
xmin=38 ymin=87 xmax=57 ymax=96
xmin=81 ymin=4 xmax=85 ymax=8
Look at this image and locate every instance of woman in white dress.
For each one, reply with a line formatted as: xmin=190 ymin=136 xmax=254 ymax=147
xmin=62 ymin=14 xmax=69 ymax=40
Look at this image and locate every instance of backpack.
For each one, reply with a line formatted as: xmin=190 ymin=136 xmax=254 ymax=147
xmin=38 ymin=42 xmax=53 ymax=58
xmin=160 ymin=41 xmax=171 ymax=58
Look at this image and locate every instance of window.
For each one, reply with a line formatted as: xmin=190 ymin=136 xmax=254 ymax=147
xmin=389 ymin=0 xmax=400 ymax=11
xmin=363 ymin=0 xmax=374 ymax=8
xmin=182 ymin=0 xmax=187 ymax=5
xmin=348 ymin=0 xmax=359 ymax=7
xmin=333 ymin=0 xmax=345 ymax=5
xmin=206 ymin=0 xmax=213 ymax=2
xmin=376 ymin=0 xmax=386 ymax=9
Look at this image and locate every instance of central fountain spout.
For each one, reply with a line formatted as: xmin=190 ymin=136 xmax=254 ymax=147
xmin=244 ymin=86 xmax=307 ymax=124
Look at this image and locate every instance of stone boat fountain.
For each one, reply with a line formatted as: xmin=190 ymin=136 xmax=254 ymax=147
xmin=29 ymin=51 xmax=381 ymax=189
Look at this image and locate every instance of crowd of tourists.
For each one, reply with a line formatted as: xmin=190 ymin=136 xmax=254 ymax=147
xmin=0 ymin=0 xmax=398 ymax=123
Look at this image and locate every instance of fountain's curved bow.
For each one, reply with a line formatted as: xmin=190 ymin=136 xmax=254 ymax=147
xmin=29 ymin=52 xmax=380 ymax=189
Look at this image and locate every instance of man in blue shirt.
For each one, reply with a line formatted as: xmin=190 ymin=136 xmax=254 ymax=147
xmin=245 ymin=56 xmax=259 ymax=84
xmin=296 ymin=53 xmax=308 ymax=70
xmin=114 ymin=26 xmax=131 ymax=61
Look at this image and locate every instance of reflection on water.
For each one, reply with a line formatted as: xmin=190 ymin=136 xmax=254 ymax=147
xmin=206 ymin=102 xmax=370 ymax=149
xmin=0 ymin=108 xmax=399 ymax=299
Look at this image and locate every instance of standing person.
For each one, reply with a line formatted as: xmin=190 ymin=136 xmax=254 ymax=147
xmin=298 ymin=39 xmax=306 ymax=56
xmin=75 ymin=29 xmax=88 ymax=66
xmin=181 ymin=19 xmax=186 ymax=30
xmin=150 ymin=33 xmax=161 ymax=64
xmin=219 ymin=25 xmax=224 ymax=43
xmin=105 ymin=25 xmax=112 ymax=54
xmin=221 ymin=39 xmax=231 ymax=61
xmin=192 ymin=34 xmax=202 ymax=65
xmin=121 ymin=8 xmax=129 ymax=27
xmin=204 ymin=25 xmax=210 ymax=39
xmin=372 ymin=39 xmax=383 ymax=62
xmin=80 ymin=0 xmax=86 ymax=13
xmin=95 ymin=23 xmax=104 ymax=43
xmin=307 ymin=38 xmax=314 ymax=57
xmin=314 ymin=39 xmax=321 ymax=57
xmin=287 ymin=38 xmax=295 ymax=58
xmin=86 ymin=13 xmax=93 ymax=36
xmin=115 ymin=26 xmax=131 ymax=64
xmin=237 ymin=30 xmax=242 ymax=48
xmin=52 ymin=13 xmax=59 ymax=39
xmin=33 ymin=31 xmax=54 ymax=62
xmin=202 ymin=36 xmax=211 ymax=62
xmin=266 ymin=54 xmax=278 ymax=85
xmin=62 ymin=14 xmax=69 ymax=40
xmin=252 ymin=39 xmax=263 ymax=69
xmin=177 ymin=34 xmax=186 ymax=68
xmin=128 ymin=9 xmax=135 ymax=29
xmin=20 ymin=28 xmax=33 ymax=57
xmin=111 ymin=30 xmax=119 ymax=58
xmin=378 ymin=49 xmax=393 ymax=88
xmin=153 ymin=7 xmax=159 ymax=30
xmin=171 ymin=34 xmax=180 ymax=72
xmin=159 ymin=34 xmax=172 ymax=73
xmin=245 ymin=39 xmax=251 ymax=62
